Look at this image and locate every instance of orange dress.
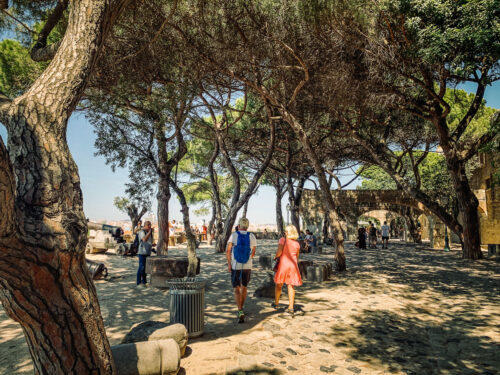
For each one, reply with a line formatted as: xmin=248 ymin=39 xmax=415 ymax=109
xmin=274 ymin=237 xmax=303 ymax=286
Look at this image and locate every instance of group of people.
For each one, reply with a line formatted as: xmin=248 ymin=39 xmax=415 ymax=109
xmin=133 ymin=216 xmax=304 ymax=322
xmin=357 ymin=221 xmax=391 ymax=249
xmin=226 ymin=218 xmax=302 ymax=322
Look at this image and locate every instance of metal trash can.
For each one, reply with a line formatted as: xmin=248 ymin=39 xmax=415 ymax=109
xmin=166 ymin=277 xmax=206 ymax=338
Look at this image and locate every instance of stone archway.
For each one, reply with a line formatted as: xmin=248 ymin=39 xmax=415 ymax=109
xmin=300 ymin=189 xmax=447 ymax=248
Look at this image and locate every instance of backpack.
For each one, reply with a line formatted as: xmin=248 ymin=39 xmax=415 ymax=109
xmin=233 ymin=231 xmax=252 ymax=264
xmin=370 ymin=226 xmax=376 ymax=236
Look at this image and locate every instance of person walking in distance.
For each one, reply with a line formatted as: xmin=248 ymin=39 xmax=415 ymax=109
xmin=381 ymin=221 xmax=390 ymax=249
xmin=273 ymin=225 xmax=302 ymax=315
xmin=369 ymin=222 xmax=378 ymax=249
xmin=226 ymin=218 xmax=256 ymax=323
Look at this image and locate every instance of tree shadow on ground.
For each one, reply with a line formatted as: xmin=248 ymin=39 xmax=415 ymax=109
xmin=226 ymin=366 xmax=282 ymax=374
xmin=332 ymin=309 xmax=500 ymax=375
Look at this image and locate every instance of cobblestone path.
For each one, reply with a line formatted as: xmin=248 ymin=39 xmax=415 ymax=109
xmin=1 ymin=241 xmax=498 ymax=374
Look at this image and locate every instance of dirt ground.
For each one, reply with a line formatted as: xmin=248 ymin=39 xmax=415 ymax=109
xmin=1 ymin=240 xmax=499 ymax=374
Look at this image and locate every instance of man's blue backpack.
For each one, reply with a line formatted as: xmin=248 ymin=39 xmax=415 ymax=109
xmin=233 ymin=231 xmax=251 ymax=264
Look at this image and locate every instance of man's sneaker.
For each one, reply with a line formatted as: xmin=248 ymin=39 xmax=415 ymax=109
xmin=238 ymin=310 xmax=245 ymax=323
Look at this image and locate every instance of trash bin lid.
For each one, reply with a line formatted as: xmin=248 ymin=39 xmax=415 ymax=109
xmin=165 ymin=277 xmax=206 ymax=290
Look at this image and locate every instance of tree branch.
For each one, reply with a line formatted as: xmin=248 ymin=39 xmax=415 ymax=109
xmin=30 ymin=0 xmax=69 ymax=62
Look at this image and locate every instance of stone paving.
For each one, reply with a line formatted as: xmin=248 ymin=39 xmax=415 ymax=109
xmin=0 ymin=240 xmax=499 ymax=374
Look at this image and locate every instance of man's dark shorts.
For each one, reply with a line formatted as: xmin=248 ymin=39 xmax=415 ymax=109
xmin=382 ymin=236 xmax=389 ymax=240
xmin=231 ymin=269 xmax=251 ymax=287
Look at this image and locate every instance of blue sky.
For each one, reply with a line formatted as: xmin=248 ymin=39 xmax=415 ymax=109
xmin=1 ymin=82 xmax=499 ymax=224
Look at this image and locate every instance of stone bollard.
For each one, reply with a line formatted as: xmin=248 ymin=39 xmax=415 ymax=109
xmin=325 ymin=262 xmax=333 ymax=278
xmin=315 ymin=266 xmax=325 ymax=282
xmin=298 ymin=260 xmax=314 ymax=279
xmin=121 ymin=322 xmax=188 ymax=357
xmin=259 ymin=255 xmax=273 ymax=269
xmin=306 ymin=266 xmax=317 ymax=282
xmin=112 ymin=339 xmax=180 ymax=375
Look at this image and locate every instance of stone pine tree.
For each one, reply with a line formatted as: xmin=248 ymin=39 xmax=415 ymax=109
xmin=325 ymin=0 xmax=500 ymax=259
xmin=0 ymin=0 xmax=131 ymax=373
xmin=113 ymin=194 xmax=151 ymax=231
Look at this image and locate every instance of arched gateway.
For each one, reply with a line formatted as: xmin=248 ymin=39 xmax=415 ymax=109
xmin=300 ymin=189 xmax=448 ymax=248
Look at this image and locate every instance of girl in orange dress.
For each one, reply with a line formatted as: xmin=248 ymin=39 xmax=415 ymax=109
xmin=273 ymin=225 xmax=302 ymax=314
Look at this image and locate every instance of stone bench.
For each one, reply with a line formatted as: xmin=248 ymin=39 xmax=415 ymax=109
xmin=146 ymin=256 xmax=201 ymax=288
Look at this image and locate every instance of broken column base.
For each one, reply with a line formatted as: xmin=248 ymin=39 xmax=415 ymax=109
xmin=111 ymin=339 xmax=180 ymax=375
xmin=121 ymin=322 xmax=188 ymax=357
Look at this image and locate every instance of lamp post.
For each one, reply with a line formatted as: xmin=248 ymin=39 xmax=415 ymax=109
xmin=286 ymin=203 xmax=290 ymax=226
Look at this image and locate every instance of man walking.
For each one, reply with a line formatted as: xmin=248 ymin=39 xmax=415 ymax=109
xmin=381 ymin=221 xmax=390 ymax=249
xmin=226 ymin=218 xmax=256 ymax=323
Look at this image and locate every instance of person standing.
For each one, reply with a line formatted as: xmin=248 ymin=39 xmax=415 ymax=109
xmin=358 ymin=226 xmax=367 ymax=249
xmin=381 ymin=221 xmax=390 ymax=249
xmin=136 ymin=221 xmax=154 ymax=286
xmin=226 ymin=218 xmax=256 ymax=323
xmin=369 ymin=222 xmax=378 ymax=249
xmin=134 ymin=220 xmax=143 ymax=234
xmin=273 ymin=225 xmax=302 ymax=315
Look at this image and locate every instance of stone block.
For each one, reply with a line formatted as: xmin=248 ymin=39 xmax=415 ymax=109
xmin=259 ymin=255 xmax=273 ymax=269
xmin=315 ymin=266 xmax=326 ymax=282
xmin=122 ymin=321 xmax=188 ymax=357
xmin=111 ymin=339 xmax=180 ymax=375
xmin=306 ymin=266 xmax=317 ymax=282
xmin=253 ymin=273 xmax=275 ymax=298
xmin=298 ymin=260 xmax=313 ymax=279
xmin=146 ymin=256 xmax=201 ymax=279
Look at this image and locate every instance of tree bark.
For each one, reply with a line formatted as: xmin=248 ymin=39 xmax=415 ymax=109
xmin=446 ymin=157 xmax=482 ymax=259
xmin=169 ymin=180 xmax=198 ymax=277
xmin=208 ymin=199 xmax=216 ymax=246
xmin=273 ymin=179 xmax=285 ymax=237
xmin=403 ymin=208 xmax=421 ymax=243
xmin=0 ymin=1 xmax=131 ymax=373
xmin=156 ymin=175 xmax=171 ymax=255
xmin=287 ymin=177 xmax=305 ymax=234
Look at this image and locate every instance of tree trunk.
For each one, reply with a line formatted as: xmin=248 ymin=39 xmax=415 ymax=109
xmin=286 ymin=174 xmax=305 ymax=234
xmin=448 ymin=159 xmax=482 ymax=259
xmin=280 ymin=110 xmax=346 ymax=271
xmin=0 ymin=1 xmax=130 ymax=373
xmin=156 ymin=175 xmax=171 ymax=255
xmin=242 ymin=199 xmax=249 ymax=218
xmin=208 ymin=199 xmax=216 ymax=246
xmin=273 ymin=180 xmax=285 ymax=236
xmin=215 ymin=122 xmax=276 ymax=253
xmin=169 ymin=181 xmax=198 ymax=277
xmin=404 ymin=212 xmax=420 ymax=243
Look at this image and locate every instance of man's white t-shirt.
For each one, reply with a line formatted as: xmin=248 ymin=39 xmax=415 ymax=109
xmin=228 ymin=231 xmax=257 ymax=270
xmin=381 ymin=225 xmax=390 ymax=237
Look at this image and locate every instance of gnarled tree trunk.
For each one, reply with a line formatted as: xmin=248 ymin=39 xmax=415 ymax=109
xmin=169 ymin=181 xmax=198 ymax=276
xmin=447 ymin=158 xmax=482 ymax=259
xmin=0 ymin=1 xmax=130 ymax=373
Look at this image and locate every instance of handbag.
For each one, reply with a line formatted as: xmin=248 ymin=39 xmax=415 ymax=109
xmin=272 ymin=257 xmax=280 ymax=272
